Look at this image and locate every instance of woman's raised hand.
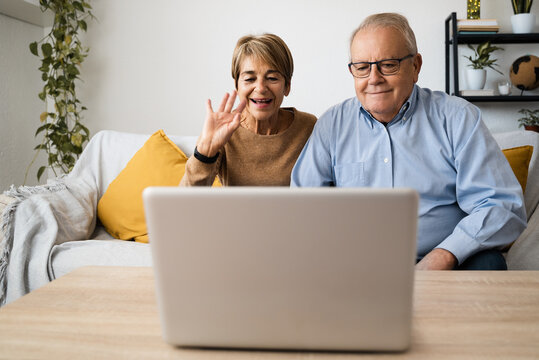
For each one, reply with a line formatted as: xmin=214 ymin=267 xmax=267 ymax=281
xmin=196 ymin=91 xmax=246 ymax=158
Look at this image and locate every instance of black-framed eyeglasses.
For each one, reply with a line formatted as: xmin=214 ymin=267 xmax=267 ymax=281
xmin=348 ymin=54 xmax=414 ymax=78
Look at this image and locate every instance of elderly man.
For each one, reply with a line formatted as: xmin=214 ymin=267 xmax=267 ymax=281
xmin=291 ymin=13 xmax=526 ymax=270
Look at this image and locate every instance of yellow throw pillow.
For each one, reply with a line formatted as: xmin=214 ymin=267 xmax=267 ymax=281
xmin=97 ymin=130 xmax=220 ymax=243
xmin=502 ymin=145 xmax=533 ymax=193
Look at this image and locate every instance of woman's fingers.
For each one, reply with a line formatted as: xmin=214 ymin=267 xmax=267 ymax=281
xmin=230 ymin=112 xmax=241 ymax=130
xmin=215 ymin=91 xmax=245 ymax=115
xmin=224 ymin=90 xmax=237 ymax=113
xmin=218 ymin=92 xmax=230 ymax=113
xmin=234 ymin=99 xmax=247 ymax=114
xmin=199 ymin=91 xmax=244 ymax=156
xmin=206 ymin=99 xmax=214 ymax=114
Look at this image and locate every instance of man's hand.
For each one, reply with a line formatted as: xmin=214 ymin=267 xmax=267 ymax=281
xmin=416 ymin=248 xmax=457 ymax=270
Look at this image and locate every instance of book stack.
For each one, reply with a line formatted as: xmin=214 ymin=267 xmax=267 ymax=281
xmin=457 ymin=18 xmax=499 ymax=34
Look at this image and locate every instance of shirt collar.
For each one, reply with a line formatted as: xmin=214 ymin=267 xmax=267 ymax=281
xmin=358 ymin=84 xmax=418 ymax=128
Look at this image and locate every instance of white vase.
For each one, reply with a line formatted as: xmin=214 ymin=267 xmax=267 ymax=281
xmin=511 ymin=13 xmax=536 ymax=34
xmin=466 ymin=68 xmax=486 ymax=90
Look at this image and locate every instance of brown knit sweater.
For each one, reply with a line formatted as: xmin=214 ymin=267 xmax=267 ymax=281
xmin=180 ymin=108 xmax=316 ymax=186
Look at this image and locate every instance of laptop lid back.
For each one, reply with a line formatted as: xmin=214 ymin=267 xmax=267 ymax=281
xmin=144 ymin=187 xmax=418 ymax=351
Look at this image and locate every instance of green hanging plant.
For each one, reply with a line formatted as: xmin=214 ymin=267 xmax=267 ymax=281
xmin=27 ymin=0 xmax=95 ymax=182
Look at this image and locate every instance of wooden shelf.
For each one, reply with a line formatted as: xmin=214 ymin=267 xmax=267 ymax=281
xmin=452 ymin=33 xmax=539 ymax=44
xmin=460 ymin=95 xmax=539 ymax=102
xmin=445 ymin=12 xmax=539 ymax=103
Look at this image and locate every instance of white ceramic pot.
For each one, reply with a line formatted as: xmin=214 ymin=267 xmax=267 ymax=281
xmin=466 ymin=68 xmax=487 ymax=90
xmin=511 ymin=13 xmax=536 ymax=34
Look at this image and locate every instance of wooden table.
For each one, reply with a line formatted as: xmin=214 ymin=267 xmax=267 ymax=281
xmin=0 ymin=267 xmax=538 ymax=359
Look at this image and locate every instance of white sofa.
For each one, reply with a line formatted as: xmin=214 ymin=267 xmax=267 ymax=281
xmin=49 ymin=131 xmax=199 ymax=277
xmin=1 ymin=129 xmax=538 ymax=304
xmin=491 ymin=130 xmax=539 ymax=270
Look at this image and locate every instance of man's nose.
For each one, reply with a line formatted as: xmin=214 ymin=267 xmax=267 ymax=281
xmin=368 ymin=64 xmax=384 ymax=83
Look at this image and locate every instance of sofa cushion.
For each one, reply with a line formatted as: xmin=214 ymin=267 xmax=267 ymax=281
xmin=97 ymin=129 xmax=221 ymax=243
xmin=492 ymin=130 xmax=539 ymax=221
xmin=502 ymin=145 xmax=533 ymax=192
xmin=97 ymin=130 xmax=189 ymax=243
xmin=50 ymin=239 xmax=152 ymax=280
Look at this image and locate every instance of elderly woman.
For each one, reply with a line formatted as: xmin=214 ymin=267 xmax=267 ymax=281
xmin=180 ymin=33 xmax=316 ymax=186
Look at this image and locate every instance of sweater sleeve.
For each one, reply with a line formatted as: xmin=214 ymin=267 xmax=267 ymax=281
xmin=179 ymin=152 xmax=222 ymax=186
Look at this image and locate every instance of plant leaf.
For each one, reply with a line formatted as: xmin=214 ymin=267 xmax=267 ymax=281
xmin=53 ymin=29 xmax=64 ymax=40
xmin=35 ymin=124 xmax=49 ymax=136
xmin=477 ymin=42 xmax=488 ymax=55
xmin=37 ymin=166 xmax=46 ymax=181
xmin=30 ymin=42 xmax=38 ymax=56
xmin=78 ymin=20 xmax=87 ymax=31
xmin=73 ymin=1 xmax=84 ymax=11
xmin=41 ymin=43 xmax=53 ymax=57
xmin=40 ymin=111 xmax=48 ymax=122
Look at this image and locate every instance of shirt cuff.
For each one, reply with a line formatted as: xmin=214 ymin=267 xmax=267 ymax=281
xmin=435 ymin=227 xmax=481 ymax=265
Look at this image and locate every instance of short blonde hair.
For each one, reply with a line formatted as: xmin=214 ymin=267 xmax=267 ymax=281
xmin=350 ymin=13 xmax=418 ymax=55
xmin=231 ymin=33 xmax=294 ymax=88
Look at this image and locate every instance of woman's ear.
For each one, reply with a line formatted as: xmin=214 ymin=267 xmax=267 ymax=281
xmin=285 ymin=82 xmax=291 ymax=96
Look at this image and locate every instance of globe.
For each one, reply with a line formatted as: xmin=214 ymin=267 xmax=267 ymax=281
xmin=509 ymin=55 xmax=539 ymax=91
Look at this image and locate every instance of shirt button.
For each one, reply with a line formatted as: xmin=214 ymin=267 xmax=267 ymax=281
xmin=384 ymin=158 xmax=389 ymax=163
xmin=403 ymin=117 xmax=407 ymax=121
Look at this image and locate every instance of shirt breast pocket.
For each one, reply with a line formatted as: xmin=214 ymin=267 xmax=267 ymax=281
xmin=334 ymin=162 xmax=366 ymax=187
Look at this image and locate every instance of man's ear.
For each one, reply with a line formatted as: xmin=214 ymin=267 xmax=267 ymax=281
xmin=285 ymin=82 xmax=291 ymax=96
xmin=413 ymin=53 xmax=423 ymax=83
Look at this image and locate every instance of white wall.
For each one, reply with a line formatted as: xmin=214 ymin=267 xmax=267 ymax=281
xmin=78 ymin=0 xmax=539 ymax=138
xmin=0 ymin=13 xmax=46 ymax=190
xmin=2 ymin=1 xmax=539 ymax=190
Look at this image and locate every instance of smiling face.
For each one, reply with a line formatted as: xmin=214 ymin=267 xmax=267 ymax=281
xmin=236 ymin=56 xmax=290 ymax=123
xmin=350 ymin=27 xmax=422 ymax=123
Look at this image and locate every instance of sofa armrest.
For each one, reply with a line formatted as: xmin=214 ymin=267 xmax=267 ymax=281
xmin=506 ymin=206 xmax=539 ymax=270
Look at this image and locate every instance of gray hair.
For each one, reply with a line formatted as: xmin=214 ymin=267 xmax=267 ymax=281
xmin=350 ymin=13 xmax=418 ymax=55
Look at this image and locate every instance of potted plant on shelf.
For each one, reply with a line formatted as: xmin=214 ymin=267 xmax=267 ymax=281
xmin=511 ymin=0 xmax=535 ymax=33
xmin=463 ymin=41 xmax=504 ymax=90
xmin=27 ymin=0 xmax=94 ymax=182
xmin=517 ymin=108 xmax=539 ymax=132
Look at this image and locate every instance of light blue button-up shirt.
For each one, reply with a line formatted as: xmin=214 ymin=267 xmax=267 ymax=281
xmin=291 ymin=85 xmax=527 ymax=263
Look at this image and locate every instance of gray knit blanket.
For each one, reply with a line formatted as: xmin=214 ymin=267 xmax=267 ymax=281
xmin=0 ymin=178 xmax=97 ymax=305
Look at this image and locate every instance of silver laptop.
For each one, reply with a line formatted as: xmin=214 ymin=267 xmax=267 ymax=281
xmin=143 ymin=187 xmax=418 ymax=352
